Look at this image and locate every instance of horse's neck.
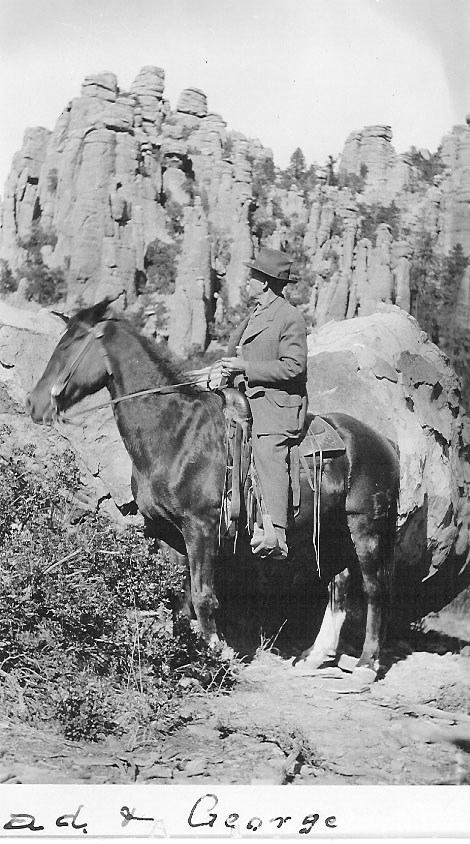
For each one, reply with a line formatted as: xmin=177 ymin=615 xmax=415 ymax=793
xmin=104 ymin=323 xmax=170 ymax=397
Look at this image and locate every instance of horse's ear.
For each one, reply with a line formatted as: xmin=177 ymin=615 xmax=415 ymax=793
xmin=92 ymin=297 xmax=115 ymax=322
xmin=93 ymin=291 xmax=126 ymax=322
xmin=51 ymin=311 xmax=70 ymax=324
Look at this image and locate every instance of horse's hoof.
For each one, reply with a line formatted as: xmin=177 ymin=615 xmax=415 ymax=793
xmin=207 ymin=633 xmax=221 ymax=650
xmin=294 ymin=665 xmax=344 ymax=679
xmin=338 ymin=654 xmax=359 ymax=673
xmin=220 ymin=644 xmax=237 ymax=662
xmin=292 ymin=652 xmax=333 ymax=671
xmin=352 ymin=665 xmax=377 ymax=684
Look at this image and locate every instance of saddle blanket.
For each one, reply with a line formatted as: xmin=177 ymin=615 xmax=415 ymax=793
xmin=298 ymin=413 xmax=346 ymax=459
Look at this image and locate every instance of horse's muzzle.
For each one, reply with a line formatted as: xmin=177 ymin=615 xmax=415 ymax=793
xmin=25 ymin=393 xmax=54 ymax=425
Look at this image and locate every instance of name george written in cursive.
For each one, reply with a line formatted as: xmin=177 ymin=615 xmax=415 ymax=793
xmin=1 ymin=794 xmax=338 ymax=837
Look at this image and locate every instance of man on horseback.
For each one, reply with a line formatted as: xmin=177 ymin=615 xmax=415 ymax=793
xmin=221 ymin=247 xmax=308 ymax=560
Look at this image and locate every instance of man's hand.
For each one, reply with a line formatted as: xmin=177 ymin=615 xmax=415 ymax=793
xmin=220 ymin=356 xmax=246 ymax=376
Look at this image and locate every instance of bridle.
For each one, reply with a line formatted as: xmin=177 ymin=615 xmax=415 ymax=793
xmin=50 ymin=322 xmax=113 ymax=417
xmin=49 ymin=320 xmax=218 ymax=421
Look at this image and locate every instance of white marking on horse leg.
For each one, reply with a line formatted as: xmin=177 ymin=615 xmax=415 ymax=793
xmin=208 ymin=632 xmax=221 ymax=649
xmin=295 ymin=602 xmax=346 ymax=669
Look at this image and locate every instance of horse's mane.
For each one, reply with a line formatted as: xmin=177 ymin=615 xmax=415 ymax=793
xmin=124 ymin=323 xmax=187 ymax=384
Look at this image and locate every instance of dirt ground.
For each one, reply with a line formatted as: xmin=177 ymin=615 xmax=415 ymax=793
xmin=1 ymin=638 xmax=469 ymax=787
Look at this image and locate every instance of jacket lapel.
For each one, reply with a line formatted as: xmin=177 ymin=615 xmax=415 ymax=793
xmin=241 ymin=297 xmax=284 ymax=344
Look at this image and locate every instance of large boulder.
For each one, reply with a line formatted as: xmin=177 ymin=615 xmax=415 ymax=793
xmin=307 ymin=304 xmax=470 ymax=626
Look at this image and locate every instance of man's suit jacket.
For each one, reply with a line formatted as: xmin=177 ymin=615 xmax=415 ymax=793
xmin=227 ymin=295 xmax=308 ymax=437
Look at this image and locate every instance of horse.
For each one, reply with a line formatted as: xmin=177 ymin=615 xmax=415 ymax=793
xmin=26 ymin=299 xmax=400 ymax=676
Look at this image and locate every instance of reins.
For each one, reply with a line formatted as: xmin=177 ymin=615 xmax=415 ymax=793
xmin=64 ymin=379 xmax=209 ymax=420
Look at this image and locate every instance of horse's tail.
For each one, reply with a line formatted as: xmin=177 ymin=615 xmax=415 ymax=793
xmin=381 ymin=480 xmax=399 ymax=628
xmin=384 ymin=440 xmax=400 ymax=605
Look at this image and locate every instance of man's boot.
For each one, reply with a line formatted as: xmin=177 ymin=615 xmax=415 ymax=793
xmin=251 ymin=516 xmax=288 ymax=560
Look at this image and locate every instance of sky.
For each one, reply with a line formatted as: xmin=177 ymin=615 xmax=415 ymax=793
xmin=0 ymin=0 xmax=469 ymax=191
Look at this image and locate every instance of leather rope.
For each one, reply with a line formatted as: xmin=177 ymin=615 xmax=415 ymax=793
xmin=299 ymin=432 xmax=323 ymax=577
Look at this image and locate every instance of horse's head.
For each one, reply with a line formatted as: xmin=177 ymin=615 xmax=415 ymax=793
xmin=26 ymin=299 xmax=115 ymax=424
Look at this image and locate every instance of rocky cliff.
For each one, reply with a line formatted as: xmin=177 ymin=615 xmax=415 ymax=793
xmin=1 ymin=69 xmax=470 ymax=369
xmin=0 ymin=67 xmax=260 ymax=355
xmin=304 ymin=122 xmax=470 ymax=330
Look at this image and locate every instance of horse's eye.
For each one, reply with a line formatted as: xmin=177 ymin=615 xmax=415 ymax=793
xmin=59 ymin=329 xmax=86 ymax=348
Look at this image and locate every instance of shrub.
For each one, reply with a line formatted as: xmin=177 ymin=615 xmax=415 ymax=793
xmin=47 ymin=168 xmax=58 ymax=193
xmin=338 ymin=171 xmax=366 ymax=194
xmin=222 ymin=137 xmax=234 ymax=159
xmin=18 ymin=222 xmax=57 ymax=252
xmin=0 ymin=445 xmax=234 ymax=740
xmin=24 ymin=263 xmax=67 ymax=305
xmin=410 ymin=232 xmax=441 ymax=342
xmin=407 ymin=146 xmax=445 ymax=184
xmin=16 ymin=222 xmax=65 ymax=305
xmin=330 ymin=214 xmax=345 ymax=238
xmin=357 ymin=201 xmax=401 ymax=241
xmin=144 ymin=239 xmax=180 ymax=294
xmin=196 ymin=186 xmax=211 ymax=216
xmin=0 ymin=260 xmax=17 ymax=295
xmin=212 ymin=229 xmax=232 ymax=270
xmin=276 ymin=150 xmax=317 ymax=195
xmin=410 ymin=238 xmax=470 ymax=405
xmin=324 ymin=155 xmax=339 ymax=187
xmin=165 ymin=199 xmax=185 ymax=237
xmin=251 ymin=208 xmax=277 ymax=246
xmin=252 ymin=157 xmax=275 ymax=202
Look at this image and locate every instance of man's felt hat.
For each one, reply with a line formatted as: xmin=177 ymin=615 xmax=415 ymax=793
xmin=243 ymin=247 xmax=298 ymax=283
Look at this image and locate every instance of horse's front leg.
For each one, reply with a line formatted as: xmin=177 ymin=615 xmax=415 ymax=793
xmin=163 ymin=545 xmax=192 ymax=620
xmin=182 ymin=515 xmax=220 ymax=647
xmin=142 ymin=515 xmax=193 ymax=619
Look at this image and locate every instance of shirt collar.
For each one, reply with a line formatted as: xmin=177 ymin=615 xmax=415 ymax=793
xmin=254 ymin=291 xmax=284 ymax=314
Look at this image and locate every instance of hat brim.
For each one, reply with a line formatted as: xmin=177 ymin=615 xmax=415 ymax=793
xmin=243 ymin=260 xmax=299 ymax=284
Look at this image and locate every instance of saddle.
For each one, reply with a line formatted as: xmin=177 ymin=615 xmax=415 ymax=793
xmin=218 ymin=388 xmax=346 ymax=537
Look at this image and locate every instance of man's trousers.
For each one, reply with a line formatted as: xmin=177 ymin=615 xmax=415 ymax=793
xmin=252 ymin=432 xmax=291 ymax=529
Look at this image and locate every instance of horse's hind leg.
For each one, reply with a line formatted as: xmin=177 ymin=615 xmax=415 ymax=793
xmin=347 ymin=513 xmax=385 ymax=673
xmin=294 ymin=573 xmax=348 ymax=670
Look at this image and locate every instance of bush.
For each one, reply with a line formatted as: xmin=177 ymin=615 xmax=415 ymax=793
xmin=410 ymin=239 xmax=470 ymax=405
xmin=165 ymin=199 xmax=185 ymax=237
xmin=18 ymin=223 xmax=57 ymax=252
xmin=276 ymin=149 xmax=317 ymax=195
xmin=25 ymin=263 xmax=67 ymax=305
xmin=16 ymin=222 xmax=65 ymax=305
xmin=0 ymin=260 xmax=17 ymax=295
xmin=222 ymin=137 xmax=234 ymax=160
xmin=251 ymin=156 xmax=275 ymax=200
xmin=338 ymin=171 xmax=366 ymax=194
xmin=47 ymin=168 xmax=59 ymax=193
xmin=251 ymin=208 xmax=277 ymax=246
xmin=0 ymin=445 xmax=234 ymax=741
xmin=144 ymin=240 xmax=180 ymax=294
xmin=357 ymin=201 xmax=401 ymax=241
xmin=407 ymin=146 xmax=445 ymax=184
